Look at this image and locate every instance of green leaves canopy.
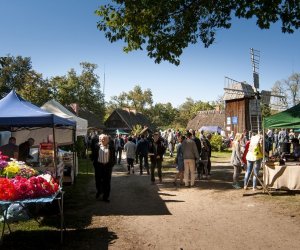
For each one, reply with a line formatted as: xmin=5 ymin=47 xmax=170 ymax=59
xmin=96 ymin=0 xmax=300 ymax=65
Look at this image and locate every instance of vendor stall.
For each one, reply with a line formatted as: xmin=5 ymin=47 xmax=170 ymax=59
xmin=0 ymin=90 xmax=76 ymax=181
xmin=263 ymin=103 xmax=300 ymax=190
xmin=0 ymin=90 xmax=74 ymax=243
xmin=41 ymin=99 xmax=88 ymax=180
xmin=41 ymin=99 xmax=88 ymax=137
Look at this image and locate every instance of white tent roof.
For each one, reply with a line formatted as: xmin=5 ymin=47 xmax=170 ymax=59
xmin=41 ymin=99 xmax=88 ymax=136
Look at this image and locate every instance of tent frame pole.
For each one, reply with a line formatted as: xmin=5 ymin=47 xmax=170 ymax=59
xmin=52 ymin=125 xmax=58 ymax=179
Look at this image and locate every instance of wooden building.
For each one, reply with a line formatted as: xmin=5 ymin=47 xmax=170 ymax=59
xmin=223 ymin=81 xmax=261 ymax=135
xmin=67 ymin=104 xmax=105 ymax=132
xmin=104 ymin=108 xmax=155 ymax=135
xmin=187 ymin=109 xmax=225 ymax=133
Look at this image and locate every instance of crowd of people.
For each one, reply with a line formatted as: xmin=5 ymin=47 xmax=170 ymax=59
xmin=90 ymin=127 xmax=300 ymax=202
xmin=89 ymin=129 xmax=214 ymax=202
xmin=229 ymin=128 xmax=300 ymax=191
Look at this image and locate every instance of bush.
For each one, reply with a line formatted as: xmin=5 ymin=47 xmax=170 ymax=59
xmin=210 ymin=134 xmax=223 ymax=152
xmin=75 ymin=136 xmax=87 ymax=159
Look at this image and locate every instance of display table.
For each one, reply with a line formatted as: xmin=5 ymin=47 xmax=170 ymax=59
xmin=0 ymin=190 xmax=64 ymax=245
xmin=264 ymin=162 xmax=300 ymax=190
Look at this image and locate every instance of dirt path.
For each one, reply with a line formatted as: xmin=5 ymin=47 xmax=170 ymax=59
xmin=83 ymin=157 xmax=300 ymax=250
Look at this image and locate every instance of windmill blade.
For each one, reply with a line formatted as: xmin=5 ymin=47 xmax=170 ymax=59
xmin=260 ymin=90 xmax=287 ymax=110
xmin=260 ymin=90 xmax=271 ymax=104
xmin=260 ymin=90 xmax=285 ymax=98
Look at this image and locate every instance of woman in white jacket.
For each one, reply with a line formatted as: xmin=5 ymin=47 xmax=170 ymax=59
xmin=243 ymin=134 xmax=263 ymax=190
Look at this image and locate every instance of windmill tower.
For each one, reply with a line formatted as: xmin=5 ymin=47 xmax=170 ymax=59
xmin=223 ymin=48 xmax=285 ymax=135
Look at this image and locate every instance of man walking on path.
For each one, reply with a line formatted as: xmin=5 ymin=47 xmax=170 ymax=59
xmin=91 ymin=134 xmax=116 ymax=202
xmin=124 ymin=136 xmax=137 ymax=174
xmin=182 ymin=131 xmax=200 ymax=187
xmin=148 ymin=132 xmax=166 ymax=184
xmin=136 ymin=134 xmax=150 ymax=175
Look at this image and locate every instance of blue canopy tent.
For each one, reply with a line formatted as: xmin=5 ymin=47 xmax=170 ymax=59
xmin=0 ymin=90 xmax=75 ymax=129
xmin=0 ymin=90 xmax=76 ymax=180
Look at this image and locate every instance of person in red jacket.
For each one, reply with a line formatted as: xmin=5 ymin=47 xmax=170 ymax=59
xmin=242 ymin=140 xmax=250 ymax=170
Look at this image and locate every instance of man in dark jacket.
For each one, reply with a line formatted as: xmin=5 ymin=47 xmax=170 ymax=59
xmin=136 ymin=134 xmax=149 ymax=175
xmin=18 ymin=138 xmax=35 ymax=162
xmin=189 ymin=129 xmax=202 ymax=180
xmin=148 ymin=132 xmax=166 ymax=184
xmin=90 ymin=134 xmax=116 ymax=202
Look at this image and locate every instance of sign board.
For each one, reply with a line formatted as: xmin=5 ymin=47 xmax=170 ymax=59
xmin=232 ymin=116 xmax=238 ymax=125
xmin=226 ymin=117 xmax=231 ymax=125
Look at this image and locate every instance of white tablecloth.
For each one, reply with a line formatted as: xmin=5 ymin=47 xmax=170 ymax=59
xmin=264 ymin=163 xmax=300 ymax=190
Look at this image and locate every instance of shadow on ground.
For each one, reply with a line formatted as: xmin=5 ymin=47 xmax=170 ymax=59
xmin=1 ymin=227 xmax=117 ymax=250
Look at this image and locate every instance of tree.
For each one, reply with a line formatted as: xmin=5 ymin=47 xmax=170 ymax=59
xmin=148 ymin=102 xmax=179 ymax=128
xmin=174 ymin=98 xmax=214 ymax=127
xmin=127 ymin=85 xmax=153 ymax=112
xmin=50 ymin=62 xmax=105 ymax=117
xmin=0 ymin=55 xmax=32 ymax=97
xmin=18 ymin=72 xmax=51 ymax=106
xmin=96 ymin=1 xmax=300 ymax=65
xmin=107 ymin=84 xmax=153 ymax=113
xmin=272 ymin=73 xmax=300 ymax=107
xmin=261 ymin=103 xmax=271 ymax=118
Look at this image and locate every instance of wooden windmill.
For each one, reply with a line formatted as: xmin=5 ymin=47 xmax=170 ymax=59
xmin=223 ymin=48 xmax=286 ymax=135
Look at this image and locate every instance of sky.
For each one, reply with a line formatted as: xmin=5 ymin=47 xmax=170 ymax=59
xmin=1 ymin=0 xmax=300 ymax=108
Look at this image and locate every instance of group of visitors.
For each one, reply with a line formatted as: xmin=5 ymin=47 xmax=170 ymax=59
xmin=230 ymin=130 xmax=263 ymax=190
xmin=90 ymin=131 xmax=169 ymax=202
xmin=174 ymin=129 xmax=212 ymax=188
xmin=91 ymin=127 xmax=270 ymax=203
xmin=265 ymin=128 xmax=300 ymax=155
xmin=122 ymin=132 xmax=167 ymax=184
xmin=0 ymin=136 xmax=35 ymax=162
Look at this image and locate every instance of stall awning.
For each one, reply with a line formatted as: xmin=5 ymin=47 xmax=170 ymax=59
xmin=264 ymin=103 xmax=300 ymax=128
xmin=41 ymin=99 xmax=88 ymax=136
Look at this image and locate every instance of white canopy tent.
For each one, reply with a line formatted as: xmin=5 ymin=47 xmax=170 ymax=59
xmin=41 ymin=99 xmax=88 ymax=137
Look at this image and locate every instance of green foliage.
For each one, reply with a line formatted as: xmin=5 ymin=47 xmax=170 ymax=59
xmin=174 ymin=98 xmax=214 ymax=128
xmin=107 ymin=84 xmax=153 ymax=113
xmin=0 ymin=55 xmax=33 ymax=98
xmin=210 ymin=134 xmax=224 ymax=152
xmin=131 ymin=124 xmax=143 ymax=135
xmin=50 ymin=62 xmax=105 ymax=117
xmin=0 ymin=55 xmax=105 ymax=122
xmin=261 ymin=103 xmax=271 ymax=118
xmin=148 ymin=102 xmax=178 ymax=127
xmin=74 ymin=136 xmax=87 ymax=159
xmin=18 ymin=72 xmax=51 ymax=106
xmin=96 ymin=1 xmax=300 ymax=65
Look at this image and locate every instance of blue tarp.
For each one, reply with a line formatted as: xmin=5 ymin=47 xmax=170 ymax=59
xmin=0 ymin=90 xmax=75 ymax=129
xmin=199 ymin=126 xmax=222 ymax=134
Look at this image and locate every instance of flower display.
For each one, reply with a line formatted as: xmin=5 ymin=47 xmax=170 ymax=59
xmin=0 ymin=175 xmax=59 ymax=201
xmin=0 ymin=156 xmax=60 ymax=201
xmin=3 ymin=164 xmax=20 ymax=178
xmin=0 ymin=178 xmax=16 ymax=200
xmin=1 ymin=160 xmax=38 ymax=178
xmin=0 ymin=151 xmax=8 ymax=170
